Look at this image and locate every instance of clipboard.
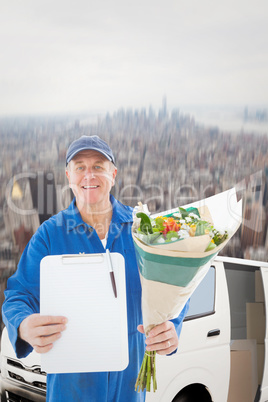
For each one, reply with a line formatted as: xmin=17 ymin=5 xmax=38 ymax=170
xmin=40 ymin=252 xmax=129 ymax=374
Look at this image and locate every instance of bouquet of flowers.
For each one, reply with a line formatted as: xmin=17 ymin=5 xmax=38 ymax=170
xmin=132 ymin=188 xmax=242 ymax=393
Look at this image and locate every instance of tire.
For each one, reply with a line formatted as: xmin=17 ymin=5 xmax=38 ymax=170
xmin=173 ymin=394 xmax=192 ymax=402
xmin=172 ymin=384 xmax=212 ymax=402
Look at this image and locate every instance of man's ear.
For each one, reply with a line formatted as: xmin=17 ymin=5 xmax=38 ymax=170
xmin=66 ymin=168 xmax=70 ymax=183
xmin=111 ymin=167 xmax=117 ymax=186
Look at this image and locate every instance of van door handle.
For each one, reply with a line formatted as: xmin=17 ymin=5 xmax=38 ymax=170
xmin=207 ymin=329 xmax=220 ymax=337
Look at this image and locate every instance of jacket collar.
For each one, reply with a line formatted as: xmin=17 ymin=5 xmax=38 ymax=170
xmin=63 ymin=195 xmax=133 ymax=232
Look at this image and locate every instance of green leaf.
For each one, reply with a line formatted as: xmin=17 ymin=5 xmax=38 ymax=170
xmin=155 ymin=217 xmax=164 ymax=226
xmin=146 ymin=233 xmax=162 ymax=244
xmin=154 ymin=217 xmax=164 ymax=232
xmin=136 ymin=212 xmax=153 ymax=234
xmin=151 ymin=234 xmax=165 ymax=244
xmin=195 ymin=221 xmax=206 ymax=236
xmin=213 ymin=231 xmax=228 ymax=246
xmin=205 ymin=242 xmax=217 ymax=251
xmin=178 ymin=207 xmax=189 ymax=219
xmin=166 ymin=231 xmax=179 ymax=241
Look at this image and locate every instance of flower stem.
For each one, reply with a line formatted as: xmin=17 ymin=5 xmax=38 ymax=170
xmin=135 ymin=350 xmax=157 ymax=393
xmin=146 ymin=353 xmax=151 ymax=392
xmin=152 ymin=351 xmax=157 ymax=392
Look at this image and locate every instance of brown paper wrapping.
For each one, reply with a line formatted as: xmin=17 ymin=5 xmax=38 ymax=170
xmin=140 ymin=261 xmax=211 ymax=336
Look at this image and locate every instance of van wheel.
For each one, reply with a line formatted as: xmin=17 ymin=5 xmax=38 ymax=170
xmin=173 ymin=394 xmax=191 ymax=402
xmin=172 ymin=384 xmax=212 ymax=402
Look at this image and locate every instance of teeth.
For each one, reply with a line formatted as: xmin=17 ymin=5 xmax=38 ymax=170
xmin=83 ymin=186 xmax=98 ymax=189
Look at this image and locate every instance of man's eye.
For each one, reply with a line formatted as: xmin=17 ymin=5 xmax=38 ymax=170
xmin=94 ymin=165 xmax=103 ymax=170
xmin=76 ymin=166 xmax=84 ymax=171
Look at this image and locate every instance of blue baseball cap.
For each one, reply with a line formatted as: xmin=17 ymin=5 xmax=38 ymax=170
xmin=66 ymin=135 xmax=115 ymax=166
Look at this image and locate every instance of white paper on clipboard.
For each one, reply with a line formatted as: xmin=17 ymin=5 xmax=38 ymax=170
xmin=40 ymin=252 xmax=128 ymax=374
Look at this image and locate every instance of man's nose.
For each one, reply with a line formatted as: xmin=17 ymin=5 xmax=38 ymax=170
xmin=84 ymin=168 xmax=95 ymax=179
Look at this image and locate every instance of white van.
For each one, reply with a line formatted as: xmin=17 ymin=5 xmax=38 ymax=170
xmin=146 ymin=256 xmax=268 ymax=402
xmin=1 ymin=256 xmax=267 ymax=402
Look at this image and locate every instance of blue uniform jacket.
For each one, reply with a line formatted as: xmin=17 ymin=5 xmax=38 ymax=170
xmin=2 ymin=195 xmax=189 ymax=402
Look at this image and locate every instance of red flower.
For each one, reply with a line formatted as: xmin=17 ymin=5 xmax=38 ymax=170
xmin=162 ymin=218 xmax=180 ymax=235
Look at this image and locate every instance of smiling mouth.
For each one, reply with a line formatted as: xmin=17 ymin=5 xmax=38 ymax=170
xmin=82 ymin=185 xmax=99 ymax=189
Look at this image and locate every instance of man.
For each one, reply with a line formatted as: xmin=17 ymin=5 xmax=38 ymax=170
xmin=2 ymin=135 xmax=189 ymax=401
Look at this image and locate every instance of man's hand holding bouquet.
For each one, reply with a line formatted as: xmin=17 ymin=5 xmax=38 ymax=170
xmin=132 ymin=188 xmax=242 ymax=392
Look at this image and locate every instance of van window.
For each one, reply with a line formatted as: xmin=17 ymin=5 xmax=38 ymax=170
xmin=185 ymin=265 xmax=215 ymax=320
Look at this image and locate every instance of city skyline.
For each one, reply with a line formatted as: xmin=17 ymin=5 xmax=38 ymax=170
xmin=0 ymin=0 xmax=268 ymax=116
xmin=1 ymin=107 xmax=267 ymax=261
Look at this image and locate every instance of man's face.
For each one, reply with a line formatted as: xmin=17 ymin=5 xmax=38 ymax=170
xmin=66 ymin=150 xmax=117 ymax=211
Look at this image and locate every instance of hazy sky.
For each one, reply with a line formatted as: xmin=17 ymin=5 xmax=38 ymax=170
xmin=0 ymin=0 xmax=268 ymax=115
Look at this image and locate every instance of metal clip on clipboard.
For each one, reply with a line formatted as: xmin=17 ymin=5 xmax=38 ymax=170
xmin=61 ymin=253 xmax=117 ymax=297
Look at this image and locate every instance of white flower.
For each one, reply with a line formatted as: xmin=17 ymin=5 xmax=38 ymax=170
xmin=156 ymin=237 xmax=166 ymax=244
xmin=185 ymin=217 xmax=192 ymax=223
xmin=181 ymin=224 xmax=190 ymax=231
xmin=180 ymin=219 xmax=186 ymax=224
xmin=217 ymin=230 xmax=225 ymax=236
xmin=178 ymin=230 xmax=190 ymax=239
xmin=173 ymin=212 xmax=182 ymax=218
xmin=189 ymin=213 xmax=199 ymax=220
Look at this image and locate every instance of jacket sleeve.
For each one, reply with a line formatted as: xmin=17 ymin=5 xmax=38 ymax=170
xmin=2 ymin=227 xmax=50 ymax=358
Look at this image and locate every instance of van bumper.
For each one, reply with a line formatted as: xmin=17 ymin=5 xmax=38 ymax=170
xmin=0 ymin=375 xmax=46 ymax=402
